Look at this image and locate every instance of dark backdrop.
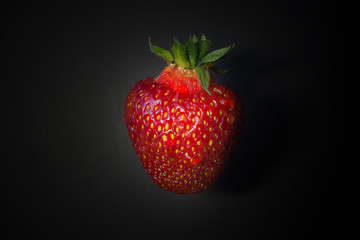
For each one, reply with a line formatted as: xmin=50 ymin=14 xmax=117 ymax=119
xmin=4 ymin=1 xmax=355 ymax=239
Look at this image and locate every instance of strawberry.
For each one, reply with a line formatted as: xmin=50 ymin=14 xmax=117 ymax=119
xmin=124 ymin=34 xmax=244 ymax=194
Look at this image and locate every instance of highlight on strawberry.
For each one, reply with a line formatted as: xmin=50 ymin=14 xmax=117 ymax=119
xmin=124 ymin=34 xmax=244 ymax=194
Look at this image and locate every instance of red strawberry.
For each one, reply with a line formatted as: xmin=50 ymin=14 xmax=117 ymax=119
xmin=124 ymin=35 xmax=244 ymax=194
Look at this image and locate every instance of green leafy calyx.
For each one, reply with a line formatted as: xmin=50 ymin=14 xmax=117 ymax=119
xmin=149 ymin=34 xmax=234 ymax=94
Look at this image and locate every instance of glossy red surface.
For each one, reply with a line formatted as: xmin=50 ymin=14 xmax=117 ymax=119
xmin=125 ymin=74 xmax=243 ymax=193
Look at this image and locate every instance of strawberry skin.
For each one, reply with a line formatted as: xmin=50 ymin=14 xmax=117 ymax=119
xmin=124 ymin=35 xmax=244 ymax=194
xmin=125 ymin=68 xmax=243 ymax=194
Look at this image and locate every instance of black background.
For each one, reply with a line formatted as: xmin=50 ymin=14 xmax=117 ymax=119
xmin=4 ymin=1 xmax=355 ymax=239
